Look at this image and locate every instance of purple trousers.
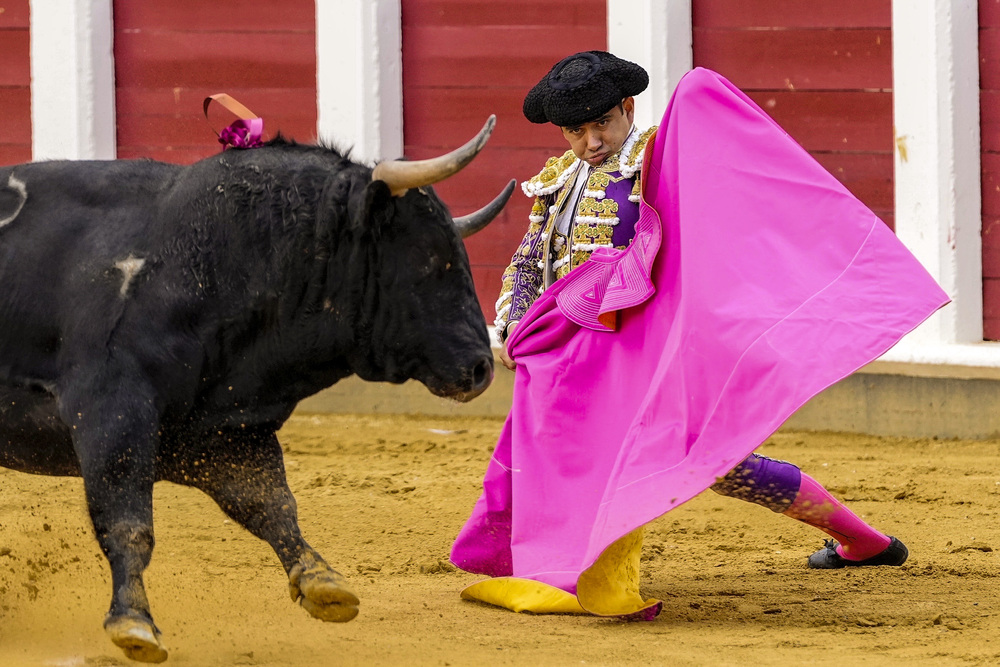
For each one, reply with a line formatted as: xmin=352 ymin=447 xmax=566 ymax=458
xmin=710 ymin=453 xmax=802 ymax=512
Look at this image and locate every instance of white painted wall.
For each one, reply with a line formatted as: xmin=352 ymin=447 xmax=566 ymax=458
xmin=608 ymin=0 xmax=692 ymax=130
xmin=877 ymin=0 xmax=1000 ymax=375
xmin=892 ymin=0 xmax=982 ymax=345
xmin=316 ymin=0 xmax=403 ymax=165
xmin=29 ymin=0 xmax=116 ymax=160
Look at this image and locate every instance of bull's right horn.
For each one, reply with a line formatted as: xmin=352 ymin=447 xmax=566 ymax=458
xmin=372 ymin=116 xmax=496 ymax=196
xmin=453 ymin=179 xmax=516 ymax=238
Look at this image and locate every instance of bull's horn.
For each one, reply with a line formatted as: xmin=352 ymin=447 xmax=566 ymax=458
xmin=372 ymin=116 xmax=497 ymax=196
xmin=453 ymin=179 xmax=516 ymax=238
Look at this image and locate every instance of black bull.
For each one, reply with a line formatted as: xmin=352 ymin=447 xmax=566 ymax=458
xmin=0 ymin=119 xmax=514 ymax=662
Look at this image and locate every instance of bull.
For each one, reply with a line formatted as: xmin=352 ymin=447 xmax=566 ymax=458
xmin=0 ymin=117 xmax=513 ymax=662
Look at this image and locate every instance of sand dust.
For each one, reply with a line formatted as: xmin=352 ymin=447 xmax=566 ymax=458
xmin=1 ymin=413 xmax=998 ymax=666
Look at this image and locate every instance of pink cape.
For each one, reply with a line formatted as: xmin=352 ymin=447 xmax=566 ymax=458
xmin=451 ymin=68 xmax=949 ymax=602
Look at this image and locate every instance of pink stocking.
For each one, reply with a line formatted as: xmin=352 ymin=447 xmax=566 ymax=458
xmin=784 ymin=473 xmax=891 ymax=560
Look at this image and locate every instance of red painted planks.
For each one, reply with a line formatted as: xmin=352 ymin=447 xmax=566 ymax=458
xmin=116 ymin=87 xmax=317 ymax=151
xmin=0 ymin=2 xmax=30 ymax=165
xmin=449 ymin=215 xmax=533 ymax=265
xmin=983 ymin=153 xmax=1000 ymax=218
xmin=403 ymin=88 xmax=569 ymax=152
xmin=983 ymin=3 xmax=1000 ymax=337
xmin=0 ymin=29 xmax=29 ymax=86
xmin=0 ymin=87 xmax=31 ymax=146
xmin=113 ymin=0 xmax=316 ymax=164
xmin=982 ymin=91 xmax=1000 ymax=153
xmin=0 ymin=145 xmax=30 ymax=166
xmin=983 ymin=233 xmax=1000 ymax=280
xmin=0 ymin=0 xmax=29 ymax=28
xmin=694 ymin=28 xmax=892 ymax=91
xmin=811 ymin=152 xmax=894 ymax=217
xmin=472 ymin=268 xmax=510 ymax=322
xmin=402 ymin=26 xmax=606 ymax=89
xmin=745 ymin=90 xmax=892 ymax=151
xmin=409 ymin=167 xmax=534 ymax=215
xmin=984 ymin=278 xmax=1000 ymax=318
xmin=402 ymin=0 xmax=607 ymax=318
xmin=983 ymin=216 xmax=1000 ymax=258
xmin=982 ymin=0 xmax=1000 ymax=28
xmin=985 ymin=319 xmax=1000 ymax=340
xmin=981 ymin=28 xmax=1000 ymax=90
xmin=113 ymin=31 xmax=315 ymax=89
xmin=115 ymin=113 xmax=314 ymax=158
xmin=403 ymin=0 xmax=605 ymax=28
xmin=693 ymin=0 xmax=890 ymax=29
xmin=113 ymin=0 xmax=314 ymax=32
xmin=116 ymin=87 xmax=316 ymax=125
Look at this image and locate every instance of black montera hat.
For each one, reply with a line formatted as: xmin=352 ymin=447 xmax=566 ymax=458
xmin=523 ymin=51 xmax=649 ymax=126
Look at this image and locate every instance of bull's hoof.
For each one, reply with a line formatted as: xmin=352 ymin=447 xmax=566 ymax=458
xmin=288 ymin=560 xmax=360 ymax=623
xmin=105 ymin=614 xmax=168 ymax=663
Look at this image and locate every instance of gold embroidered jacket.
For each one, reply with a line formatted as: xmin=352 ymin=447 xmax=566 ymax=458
xmin=494 ymin=126 xmax=657 ymax=342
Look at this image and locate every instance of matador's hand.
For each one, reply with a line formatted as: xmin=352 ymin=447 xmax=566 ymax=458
xmin=499 ymin=321 xmax=517 ymax=370
xmin=499 ymin=340 xmax=516 ymax=371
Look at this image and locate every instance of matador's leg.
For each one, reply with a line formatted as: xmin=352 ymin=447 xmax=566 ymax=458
xmin=711 ymin=454 xmax=907 ymax=568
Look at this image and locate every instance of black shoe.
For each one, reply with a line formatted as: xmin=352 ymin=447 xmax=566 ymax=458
xmin=807 ymin=536 xmax=908 ymax=569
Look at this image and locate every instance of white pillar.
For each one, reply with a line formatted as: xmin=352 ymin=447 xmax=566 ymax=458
xmin=608 ymin=0 xmax=692 ymax=130
xmin=29 ymin=0 xmax=116 ymax=160
xmin=316 ymin=0 xmax=403 ymax=165
xmin=892 ymin=0 xmax=982 ymax=345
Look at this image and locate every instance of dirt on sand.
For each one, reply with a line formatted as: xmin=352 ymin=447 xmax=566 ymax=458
xmin=1 ymin=412 xmax=998 ymax=666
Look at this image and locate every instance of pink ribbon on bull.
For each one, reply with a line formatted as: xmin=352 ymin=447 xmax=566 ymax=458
xmin=203 ymin=94 xmax=265 ymax=149
xmin=217 ymin=118 xmax=264 ymax=149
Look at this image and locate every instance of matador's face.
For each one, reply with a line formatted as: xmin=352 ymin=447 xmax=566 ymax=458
xmin=559 ymin=97 xmax=635 ymax=168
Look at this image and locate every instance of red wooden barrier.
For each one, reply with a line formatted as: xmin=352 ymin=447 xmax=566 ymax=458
xmin=112 ymin=0 xmax=317 ymax=163
xmin=0 ymin=0 xmax=31 ymax=166
xmin=693 ymin=0 xmax=893 ymax=232
xmin=982 ymin=0 xmax=1000 ymax=338
xmin=401 ymin=0 xmax=607 ymax=322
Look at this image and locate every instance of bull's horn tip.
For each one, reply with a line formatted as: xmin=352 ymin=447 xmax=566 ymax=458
xmin=478 ymin=116 xmax=497 ymax=143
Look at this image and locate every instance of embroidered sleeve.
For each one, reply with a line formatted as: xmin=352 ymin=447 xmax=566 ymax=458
xmin=494 ymin=195 xmax=549 ymax=342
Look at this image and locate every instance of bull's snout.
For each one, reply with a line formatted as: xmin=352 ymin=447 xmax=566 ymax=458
xmin=446 ymin=353 xmax=493 ymax=403
xmin=468 ymin=354 xmax=494 ymax=397
xmin=448 ymin=353 xmax=494 ymax=402
xmin=421 ymin=352 xmax=494 ymax=402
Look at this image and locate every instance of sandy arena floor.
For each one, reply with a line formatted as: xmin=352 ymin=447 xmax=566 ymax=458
xmin=1 ymin=412 xmax=998 ymax=666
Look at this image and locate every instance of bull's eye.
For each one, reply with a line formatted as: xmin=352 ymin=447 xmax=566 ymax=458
xmin=445 ymin=262 xmax=452 ymax=271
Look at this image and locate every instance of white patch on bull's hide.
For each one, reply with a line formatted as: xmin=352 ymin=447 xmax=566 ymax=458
xmin=115 ymin=255 xmax=146 ymax=297
xmin=0 ymin=173 xmax=28 ymax=228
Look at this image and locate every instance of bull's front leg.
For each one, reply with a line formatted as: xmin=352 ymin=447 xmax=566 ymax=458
xmin=61 ymin=375 xmax=168 ymax=663
xmin=165 ymin=425 xmax=359 ymax=623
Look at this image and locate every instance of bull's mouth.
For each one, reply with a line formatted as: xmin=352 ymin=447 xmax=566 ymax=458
xmin=427 ymin=381 xmax=489 ymax=403
xmin=419 ymin=358 xmax=494 ymax=403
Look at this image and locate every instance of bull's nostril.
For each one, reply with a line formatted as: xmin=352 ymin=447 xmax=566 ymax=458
xmin=472 ymin=357 xmax=493 ymax=389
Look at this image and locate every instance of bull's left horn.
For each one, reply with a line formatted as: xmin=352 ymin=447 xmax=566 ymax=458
xmin=453 ymin=179 xmax=516 ymax=238
xmin=372 ymin=116 xmax=496 ymax=196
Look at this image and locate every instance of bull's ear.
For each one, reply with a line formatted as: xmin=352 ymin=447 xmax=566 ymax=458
xmin=349 ymin=179 xmax=394 ymax=234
